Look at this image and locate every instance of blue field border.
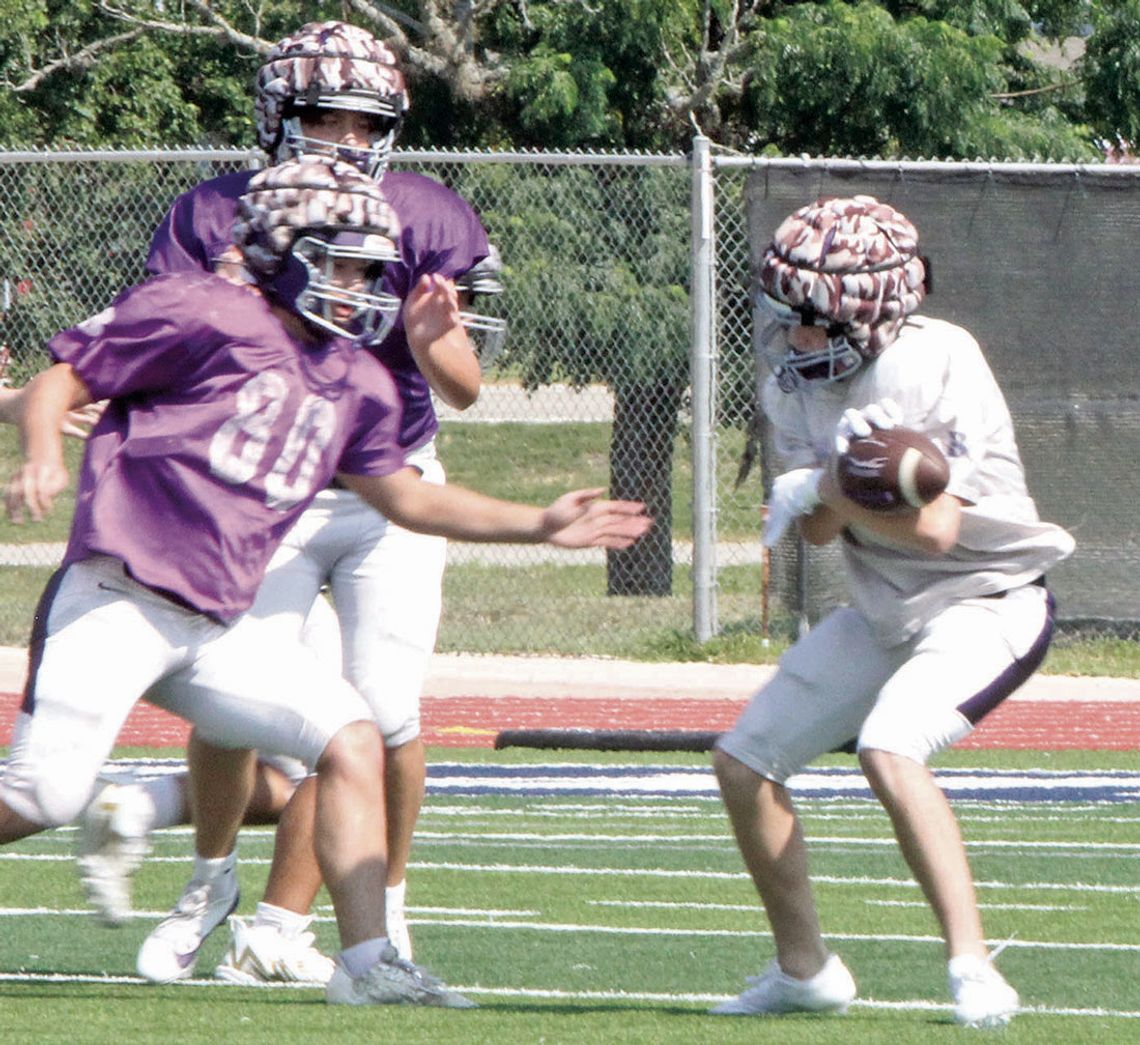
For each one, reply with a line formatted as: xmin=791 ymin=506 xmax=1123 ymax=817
xmin=102 ymin=758 xmax=1140 ymax=803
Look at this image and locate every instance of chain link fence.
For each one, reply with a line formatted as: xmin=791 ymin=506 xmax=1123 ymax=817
xmin=1 ymin=146 xmax=1137 ymax=652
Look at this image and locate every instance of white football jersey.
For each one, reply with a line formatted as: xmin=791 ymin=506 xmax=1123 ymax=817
xmin=762 ymin=315 xmax=1075 ymax=645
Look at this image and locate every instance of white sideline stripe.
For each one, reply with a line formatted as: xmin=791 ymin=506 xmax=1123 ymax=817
xmin=1 ymin=904 xmax=1133 ymax=952
xmin=413 ymin=830 xmax=1140 ymax=851
xmin=312 ymin=916 xmax=1140 ymax=952
xmin=863 ymin=899 xmax=1087 ymax=913
xmin=25 ymin=825 xmax=1140 ymax=853
xmin=2 ymin=851 xmax=1135 ymax=894
xmin=38 ymin=820 xmax=1140 ymax=849
xmin=592 ymin=899 xmax=1089 ymax=914
xmin=0 ymin=972 xmax=1136 ymax=1020
xmin=410 ymin=860 xmax=1140 ymax=895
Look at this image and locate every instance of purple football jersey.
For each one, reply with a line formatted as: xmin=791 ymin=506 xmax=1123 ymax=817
xmin=146 ymin=168 xmax=490 ymax=450
xmin=53 ymin=273 xmax=405 ymax=622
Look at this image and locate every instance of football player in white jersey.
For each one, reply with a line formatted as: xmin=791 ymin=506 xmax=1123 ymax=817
xmin=710 ymin=196 xmax=1074 ymax=1028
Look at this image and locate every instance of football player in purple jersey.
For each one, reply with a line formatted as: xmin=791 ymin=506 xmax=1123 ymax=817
xmin=76 ymin=20 xmax=509 ymax=975
xmin=0 ymin=157 xmax=650 ymax=1006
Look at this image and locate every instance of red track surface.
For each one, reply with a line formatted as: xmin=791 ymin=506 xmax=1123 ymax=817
xmin=1 ymin=691 xmax=1138 ymax=750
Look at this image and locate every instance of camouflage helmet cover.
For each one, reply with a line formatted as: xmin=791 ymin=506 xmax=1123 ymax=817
xmin=233 ymin=155 xmax=400 ymax=278
xmin=254 ymin=20 xmax=408 ymax=156
xmin=757 ymin=194 xmax=927 ymax=360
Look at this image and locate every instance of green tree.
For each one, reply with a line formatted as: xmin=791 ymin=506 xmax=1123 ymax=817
xmin=1083 ymin=0 xmax=1140 ymax=147
xmin=5 ymin=3 xmax=1140 ymax=156
xmin=456 ymin=160 xmax=691 ymax=594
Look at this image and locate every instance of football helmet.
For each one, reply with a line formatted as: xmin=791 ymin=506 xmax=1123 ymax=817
xmin=254 ymin=21 xmax=409 ymax=178
xmin=755 ymin=195 xmax=928 ymax=392
xmin=455 ymin=244 xmax=508 ymax=367
xmin=233 ymin=156 xmax=402 ymax=340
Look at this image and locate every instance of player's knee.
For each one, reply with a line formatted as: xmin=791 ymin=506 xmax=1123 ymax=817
xmin=318 ymin=720 xmax=384 ymax=778
xmin=713 ymin=746 xmax=757 ymax=795
xmin=858 ymin=745 xmax=923 ymax=797
xmin=858 ymin=745 xmax=887 ymax=782
xmin=28 ymin=778 xmax=92 ymax=828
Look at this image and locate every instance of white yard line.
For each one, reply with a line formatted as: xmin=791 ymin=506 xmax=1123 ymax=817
xmin=0 ymin=970 xmax=1136 ymax=1019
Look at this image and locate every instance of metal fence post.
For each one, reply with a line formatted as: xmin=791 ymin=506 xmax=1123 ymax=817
xmin=690 ymin=135 xmax=717 ymax=641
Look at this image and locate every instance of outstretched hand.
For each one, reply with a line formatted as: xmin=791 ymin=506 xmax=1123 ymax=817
xmin=403 ymin=273 xmax=464 ymax=349
xmin=540 ymin=488 xmax=653 ymax=549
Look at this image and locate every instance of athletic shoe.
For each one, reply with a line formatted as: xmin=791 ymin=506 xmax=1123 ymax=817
xmin=325 ymin=945 xmax=476 ymax=1008
xmin=214 ymin=916 xmax=335 ymax=986
xmin=710 ymin=953 xmax=857 ymax=1015
xmin=385 ymin=902 xmax=413 ymax=962
xmin=77 ymin=780 xmax=152 ymax=927
xmin=136 ymin=872 xmax=239 ymax=984
xmin=949 ymin=954 xmax=1020 ymax=1028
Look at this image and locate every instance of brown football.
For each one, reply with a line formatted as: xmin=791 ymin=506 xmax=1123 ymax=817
xmin=837 ymin=426 xmax=950 ymax=511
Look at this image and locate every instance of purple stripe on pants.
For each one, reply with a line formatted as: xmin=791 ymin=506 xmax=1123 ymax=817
xmin=957 ymin=588 xmax=1056 ymax=726
xmin=22 ymin=565 xmax=68 ymax=715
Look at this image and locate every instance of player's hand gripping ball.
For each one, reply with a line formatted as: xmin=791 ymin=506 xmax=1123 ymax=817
xmin=836 ymin=426 xmax=950 ymax=511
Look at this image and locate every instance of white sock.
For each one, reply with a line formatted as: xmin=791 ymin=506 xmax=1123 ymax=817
xmin=192 ymin=849 xmax=236 ymax=885
xmin=138 ymin=775 xmax=187 ymax=830
xmin=252 ymin=901 xmax=312 ymax=938
xmin=949 ymin=954 xmax=989 ymax=978
xmin=338 ymin=936 xmax=390 ymax=977
xmin=385 ymin=880 xmax=407 ymax=914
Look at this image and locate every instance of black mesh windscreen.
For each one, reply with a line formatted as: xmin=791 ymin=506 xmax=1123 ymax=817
xmin=746 ymin=165 xmax=1140 ymax=628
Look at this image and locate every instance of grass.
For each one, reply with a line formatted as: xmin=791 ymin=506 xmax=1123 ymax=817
xmin=0 ymin=746 xmax=1137 ymax=1043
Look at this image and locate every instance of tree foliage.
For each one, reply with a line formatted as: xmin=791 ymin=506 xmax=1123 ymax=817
xmin=1 ymin=2 xmax=1137 ymax=159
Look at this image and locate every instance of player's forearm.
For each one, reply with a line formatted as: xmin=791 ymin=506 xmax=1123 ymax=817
xmin=816 ymin=471 xmax=961 ymax=554
xmin=342 ymin=469 xmax=547 ymax=542
xmin=20 ymin=365 xmax=90 ymax=465
xmin=409 ymin=326 xmax=480 ymax=409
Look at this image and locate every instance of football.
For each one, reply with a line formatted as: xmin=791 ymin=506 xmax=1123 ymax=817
xmin=836 ymin=426 xmax=950 ymax=511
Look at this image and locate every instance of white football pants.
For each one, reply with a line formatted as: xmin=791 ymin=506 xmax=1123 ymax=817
xmin=0 ymin=555 xmax=373 ymax=827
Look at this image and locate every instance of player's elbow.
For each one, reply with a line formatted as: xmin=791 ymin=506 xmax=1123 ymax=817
xmin=444 ymin=382 xmax=480 ymax=411
xmin=800 ymin=505 xmax=844 ymax=546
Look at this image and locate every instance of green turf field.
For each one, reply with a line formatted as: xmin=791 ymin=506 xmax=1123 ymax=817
xmin=1 ymin=748 xmax=1137 ymax=1043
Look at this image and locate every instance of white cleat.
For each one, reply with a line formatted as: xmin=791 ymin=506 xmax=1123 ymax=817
xmin=710 ymin=953 xmax=857 ymax=1016
xmin=136 ymin=870 xmax=239 ymax=984
xmin=949 ymin=954 xmax=1020 ymax=1028
xmin=77 ymin=780 xmax=152 ymax=927
xmin=214 ymin=916 xmax=335 ymax=986
xmin=325 ymin=945 xmax=476 ymax=1008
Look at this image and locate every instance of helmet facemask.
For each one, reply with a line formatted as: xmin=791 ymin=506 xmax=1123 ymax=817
xmin=754 ymin=292 xmax=865 ymax=393
xmin=454 ymin=245 xmax=508 ymax=367
xmin=279 ymin=96 xmax=405 ymax=178
xmin=292 ymin=231 xmax=402 ymax=341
